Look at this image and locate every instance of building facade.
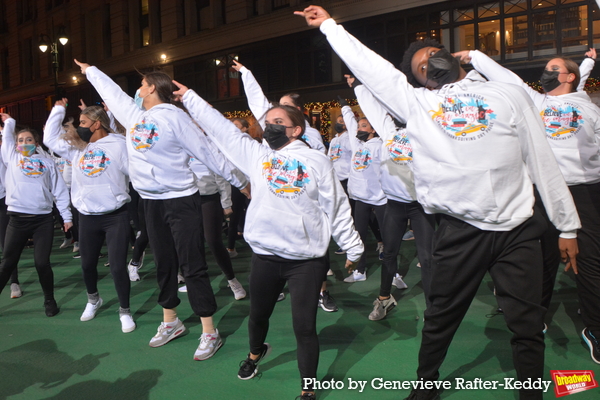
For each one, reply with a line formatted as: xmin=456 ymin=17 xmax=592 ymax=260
xmin=0 ymin=0 xmax=599 ymax=132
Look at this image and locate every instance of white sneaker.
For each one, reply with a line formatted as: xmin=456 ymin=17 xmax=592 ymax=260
xmin=80 ymin=298 xmax=103 ymax=321
xmin=194 ymin=329 xmax=223 ymax=360
xmin=10 ymin=283 xmax=22 ymax=298
xmin=120 ymin=314 xmax=136 ymax=333
xmin=368 ymin=295 xmax=398 ymax=321
xmin=227 ymin=248 xmax=238 ymax=258
xmin=344 ymin=270 xmax=366 ymax=283
xmin=228 ymin=278 xmax=247 ymax=300
xmin=177 ymin=273 xmax=185 ymax=284
xmin=178 ymin=285 xmax=188 ymax=293
xmin=392 ymin=274 xmax=408 ymax=289
xmin=277 ymin=292 xmax=285 ymax=302
xmin=59 ymin=238 xmax=71 ymax=249
xmin=72 ymin=241 xmax=79 ymax=252
xmin=149 ymin=319 xmax=187 ymax=347
xmin=128 ymin=265 xmax=140 ymax=282
xmin=326 ymin=269 xmax=334 ymax=276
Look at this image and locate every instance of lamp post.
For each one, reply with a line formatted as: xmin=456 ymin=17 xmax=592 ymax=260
xmin=39 ymin=26 xmax=68 ymax=99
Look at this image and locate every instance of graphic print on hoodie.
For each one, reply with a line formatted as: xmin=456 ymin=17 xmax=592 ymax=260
xmin=429 ymin=95 xmax=497 ymax=141
xmin=262 ymin=155 xmax=311 ymax=199
xmin=352 ymin=148 xmax=372 ymax=171
xmin=130 ymin=118 xmax=160 ymax=152
xmin=19 ymin=158 xmax=47 ymax=177
xmin=541 ymin=103 xmax=584 ymax=140
xmin=78 ymin=147 xmax=111 ymax=178
xmin=386 ymin=131 xmax=413 ymax=164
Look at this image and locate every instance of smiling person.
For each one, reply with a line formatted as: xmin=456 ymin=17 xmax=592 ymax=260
xmin=175 ymin=80 xmax=363 ymax=400
xmin=296 ymin=6 xmax=581 ymax=400
xmin=460 ymin=47 xmax=600 ymax=365
xmin=44 ymin=99 xmax=135 ymax=333
xmin=74 ymin=59 xmax=245 ymax=361
xmin=0 ymin=113 xmax=72 ymax=316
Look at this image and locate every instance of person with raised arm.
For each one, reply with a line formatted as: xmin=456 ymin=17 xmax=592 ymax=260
xmin=0 ymin=113 xmax=72 ymax=316
xmin=174 ymin=79 xmax=363 ymax=400
xmin=296 ymin=6 xmax=580 ymax=400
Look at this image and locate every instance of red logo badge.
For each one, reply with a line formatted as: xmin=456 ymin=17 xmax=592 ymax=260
xmin=551 ymin=370 xmax=598 ymax=397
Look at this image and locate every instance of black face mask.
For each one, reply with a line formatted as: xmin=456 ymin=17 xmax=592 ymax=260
xmin=76 ymin=126 xmax=94 ymax=143
xmin=334 ymin=123 xmax=345 ymax=134
xmin=426 ymin=48 xmax=460 ymax=89
xmin=263 ymin=124 xmax=291 ymax=150
xmin=540 ymin=70 xmax=563 ymax=93
xmin=356 ymin=130 xmax=370 ymax=142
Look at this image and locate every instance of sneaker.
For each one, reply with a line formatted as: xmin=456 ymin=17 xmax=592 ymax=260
xmin=227 ymin=248 xmax=238 ymax=258
xmin=10 ymin=283 xmax=22 ymax=298
xmin=376 ymin=242 xmax=384 ymax=261
xmin=177 ymin=273 xmax=185 ymax=284
xmin=44 ymin=299 xmax=59 ymax=317
xmin=59 ymin=238 xmax=71 ymax=249
xmin=319 ymin=291 xmax=338 ymax=312
xmin=228 ymin=278 xmax=247 ymax=300
xmin=277 ymin=292 xmax=285 ymax=302
xmin=417 ymin=262 xmax=421 ymax=268
xmin=194 ymin=329 xmax=223 ymax=360
xmin=136 ymin=251 xmax=145 ymax=270
xmin=403 ymin=388 xmax=440 ymax=400
xmin=149 ymin=319 xmax=187 ymax=347
xmin=237 ymin=343 xmax=272 ymax=380
xmin=326 ymin=269 xmax=334 ymax=276
xmin=392 ymin=274 xmax=408 ymax=289
xmin=343 ymin=270 xmax=366 ymax=283
xmin=334 ymin=248 xmax=346 ymax=255
xmin=73 ymin=253 xmax=81 ymax=259
xmin=128 ymin=265 xmax=140 ymax=282
xmin=80 ymin=298 xmax=103 ymax=321
xmin=178 ymin=285 xmax=188 ymax=293
xmin=120 ymin=314 xmax=136 ymax=333
xmin=543 ymin=323 xmax=548 ymax=335
xmin=402 ymin=230 xmax=415 ymax=241
xmin=295 ymin=394 xmax=316 ymax=400
xmin=368 ymin=295 xmax=397 ymax=321
xmin=581 ymin=328 xmax=600 ymax=364
xmin=72 ymin=241 xmax=79 ymax=252
xmin=578 ymin=308 xmax=581 ymax=315
xmin=104 ymin=261 xmax=110 ymax=267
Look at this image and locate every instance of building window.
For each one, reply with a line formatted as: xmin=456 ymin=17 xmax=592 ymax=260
xmin=1 ymin=48 xmax=9 ymax=89
xmin=20 ymin=37 xmax=34 ymax=84
xmin=561 ymin=5 xmax=588 ymax=54
xmin=140 ymin=0 xmax=150 ymax=46
xmin=196 ymin=0 xmax=210 ymax=31
xmin=17 ymin=0 xmax=35 ymax=25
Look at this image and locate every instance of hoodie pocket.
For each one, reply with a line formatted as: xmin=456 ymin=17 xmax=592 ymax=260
xmin=10 ymin=181 xmax=53 ymax=210
xmin=79 ymin=184 xmax=119 ymax=213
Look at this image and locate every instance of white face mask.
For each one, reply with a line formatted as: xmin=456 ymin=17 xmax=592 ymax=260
xmin=134 ymin=89 xmax=146 ymax=110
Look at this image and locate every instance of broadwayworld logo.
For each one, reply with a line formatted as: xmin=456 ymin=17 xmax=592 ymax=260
xmin=551 ymin=370 xmax=598 ymax=397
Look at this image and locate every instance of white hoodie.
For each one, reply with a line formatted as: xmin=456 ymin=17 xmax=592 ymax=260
xmin=469 ymin=50 xmax=600 ymax=186
xmin=354 ymin=85 xmax=417 ymax=203
xmin=182 ymin=89 xmax=364 ymax=262
xmin=328 ymin=130 xmax=351 ymax=181
xmin=85 ymin=66 xmax=242 ymax=200
xmin=1 ymin=118 xmax=71 ymax=221
xmin=238 ymin=66 xmax=327 ymax=153
xmin=320 ymin=18 xmax=580 ymax=237
xmin=44 ymin=105 xmax=131 ymax=215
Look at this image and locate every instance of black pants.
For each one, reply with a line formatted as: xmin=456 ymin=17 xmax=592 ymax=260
xmin=379 ymin=200 xmax=435 ymax=303
xmin=79 ymin=207 xmax=131 ymax=308
xmin=0 ymin=197 xmax=17 ymax=284
xmin=418 ymin=211 xmax=546 ymax=400
xmin=201 ymin=193 xmax=235 ymax=280
xmin=0 ymin=213 xmax=55 ymax=299
xmin=569 ymin=182 xmax=600 ymax=335
xmin=353 ymin=200 xmax=386 ymax=274
xmin=228 ymin=186 xmax=248 ymax=249
xmin=248 ymin=254 xmax=328 ymax=391
xmin=143 ymin=193 xmax=217 ymax=317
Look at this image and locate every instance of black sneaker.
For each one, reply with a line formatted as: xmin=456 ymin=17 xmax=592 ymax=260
xmin=44 ymin=299 xmax=59 ymax=317
xmin=238 ymin=343 xmax=272 ymax=380
xmin=295 ymin=393 xmax=316 ymax=400
xmin=581 ymin=328 xmax=600 ymax=364
xmin=404 ymin=388 xmax=440 ymax=400
xmin=319 ymin=291 xmax=338 ymax=312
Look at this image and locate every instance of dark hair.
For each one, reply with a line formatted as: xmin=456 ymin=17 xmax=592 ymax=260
xmin=552 ymin=57 xmax=581 ymax=93
xmin=267 ymin=105 xmax=306 ymax=137
xmin=16 ymin=127 xmax=41 ymax=145
xmin=232 ymin=117 xmax=250 ymax=130
xmin=143 ymin=71 xmax=177 ymax=104
xmin=400 ymin=38 xmax=444 ymax=88
xmin=357 ymin=117 xmax=379 ymax=137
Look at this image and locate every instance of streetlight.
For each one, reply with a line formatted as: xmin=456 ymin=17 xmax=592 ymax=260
xmin=39 ymin=25 xmax=69 ymax=99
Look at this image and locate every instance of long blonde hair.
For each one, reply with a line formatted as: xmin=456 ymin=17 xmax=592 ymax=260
xmin=61 ymin=106 xmax=113 ymax=149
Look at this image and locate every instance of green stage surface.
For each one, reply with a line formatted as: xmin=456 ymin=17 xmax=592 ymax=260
xmin=0 ymin=230 xmax=598 ymax=400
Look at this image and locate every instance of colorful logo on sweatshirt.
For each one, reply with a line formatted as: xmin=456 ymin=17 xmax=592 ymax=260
xmin=329 ymin=143 xmax=344 ymax=162
xmin=386 ymin=130 xmax=412 ymax=164
xmin=429 ymin=95 xmax=496 ymax=141
xmin=262 ymin=156 xmax=310 ymax=199
xmin=78 ymin=148 xmax=111 ymax=178
xmin=130 ymin=119 xmax=159 ymax=152
xmin=541 ymin=103 xmax=584 ymax=140
xmin=352 ymin=148 xmax=372 ymax=171
xmin=18 ymin=157 xmax=47 ymax=178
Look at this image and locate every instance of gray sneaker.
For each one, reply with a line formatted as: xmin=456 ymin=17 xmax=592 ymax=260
xmin=10 ymin=283 xmax=22 ymax=298
xmin=228 ymin=278 xmax=247 ymax=300
xmin=368 ymin=295 xmax=397 ymax=321
xmin=194 ymin=329 xmax=223 ymax=360
xmin=149 ymin=319 xmax=187 ymax=347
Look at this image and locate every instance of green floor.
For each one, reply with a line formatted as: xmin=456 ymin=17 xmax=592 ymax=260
xmin=0 ymin=230 xmax=598 ymax=400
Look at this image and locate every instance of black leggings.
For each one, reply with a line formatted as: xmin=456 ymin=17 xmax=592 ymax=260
xmin=353 ymin=200 xmax=386 ymax=274
xmin=79 ymin=207 xmax=131 ymax=308
xmin=0 ymin=213 xmax=55 ymax=299
xmin=201 ymin=193 xmax=235 ymax=280
xmin=0 ymin=197 xmax=17 ymax=284
xmin=248 ymin=253 xmax=328 ymax=391
xmin=228 ymin=186 xmax=248 ymax=249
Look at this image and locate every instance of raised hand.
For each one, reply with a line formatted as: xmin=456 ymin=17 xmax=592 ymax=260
xmin=453 ymin=51 xmax=472 ymax=64
xmin=232 ymin=60 xmax=244 ymax=72
xmin=293 ymin=5 xmax=331 ymax=28
xmin=74 ymin=59 xmax=90 ymax=74
xmin=172 ymin=80 xmax=189 ymax=98
xmin=78 ymin=99 xmax=87 ymax=111
xmin=56 ymin=98 xmax=69 ymax=108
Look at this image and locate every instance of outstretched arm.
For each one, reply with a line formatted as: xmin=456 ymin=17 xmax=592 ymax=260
xmin=43 ymin=99 xmax=76 ymax=161
xmin=0 ymin=114 xmax=17 ymax=164
xmin=232 ymin=60 xmax=272 ymax=129
xmin=577 ymin=48 xmax=596 ymax=92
